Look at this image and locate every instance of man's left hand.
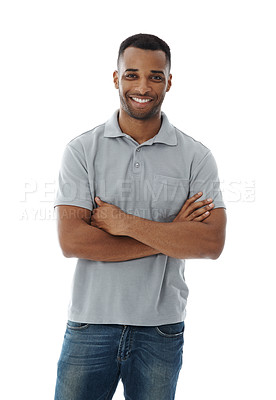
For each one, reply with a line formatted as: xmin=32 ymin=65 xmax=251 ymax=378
xmin=91 ymin=197 xmax=128 ymax=235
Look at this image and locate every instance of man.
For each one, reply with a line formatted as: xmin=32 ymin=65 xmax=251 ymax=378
xmin=54 ymin=33 xmax=226 ymax=400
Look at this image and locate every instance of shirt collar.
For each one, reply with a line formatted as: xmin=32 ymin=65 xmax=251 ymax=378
xmin=104 ymin=110 xmax=177 ymax=146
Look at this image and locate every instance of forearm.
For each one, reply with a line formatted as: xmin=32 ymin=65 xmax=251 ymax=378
xmin=122 ymin=214 xmax=223 ymax=259
xmin=64 ymin=220 xmax=160 ymax=261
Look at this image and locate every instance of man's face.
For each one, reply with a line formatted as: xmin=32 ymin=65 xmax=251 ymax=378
xmin=113 ymin=47 xmax=172 ymax=120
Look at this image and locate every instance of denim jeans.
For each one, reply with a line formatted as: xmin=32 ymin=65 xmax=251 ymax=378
xmin=54 ymin=320 xmax=185 ymax=400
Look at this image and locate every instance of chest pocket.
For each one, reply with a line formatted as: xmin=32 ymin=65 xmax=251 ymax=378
xmin=152 ymin=174 xmax=189 ymax=221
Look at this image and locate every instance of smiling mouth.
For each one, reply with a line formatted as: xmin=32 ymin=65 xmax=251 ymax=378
xmin=128 ymin=96 xmax=153 ymax=107
xmin=131 ymin=97 xmax=152 ymax=103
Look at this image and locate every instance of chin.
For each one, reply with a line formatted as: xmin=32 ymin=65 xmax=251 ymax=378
xmin=128 ymin=111 xmax=154 ymax=120
xmin=124 ymin=105 xmax=160 ymax=121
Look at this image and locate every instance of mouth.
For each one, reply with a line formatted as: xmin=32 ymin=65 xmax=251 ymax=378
xmin=128 ymin=95 xmax=153 ymax=107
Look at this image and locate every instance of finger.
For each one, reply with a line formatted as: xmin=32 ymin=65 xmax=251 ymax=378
xmin=95 ymin=196 xmax=106 ymax=206
xmin=181 ymin=192 xmax=203 ymax=211
xmin=193 ymin=211 xmax=211 ymax=222
xmin=189 ymin=198 xmax=213 ymax=210
xmin=190 ymin=202 xmax=214 ymax=217
xmin=178 ymin=192 xmax=203 ymax=217
xmin=181 ymin=192 xmax=203 ymax=210
xmin=185 ymin=198 xmax=213 ymax=214
xmin=185 ymin=203 xmax=214 ymax=221
xmin=90 ymin=219 xmax=97 ymax=227
xmin=178 ymin=197 xmax=213 ymax=220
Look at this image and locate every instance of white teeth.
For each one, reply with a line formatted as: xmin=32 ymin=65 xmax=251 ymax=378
xmin=132 ymin=97 xmax=151 ymax=103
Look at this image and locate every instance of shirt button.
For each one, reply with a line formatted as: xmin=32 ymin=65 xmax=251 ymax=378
xmin=134 ymin=162 xmax=140 ymax=168
xmin=136 ymin=148 xmax=141 ymax=152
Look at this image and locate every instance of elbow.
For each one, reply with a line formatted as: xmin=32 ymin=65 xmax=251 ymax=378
xmin=209 ymin=251 xmax=222 ymax=260
xmin=208 ymin=239 xmax=225 ymax=260
xmin=62 ymin=248 xmax=73 ymax=258
xmin=58 ymin=236 xmax=99 ymax=261
xmin=59 ymin=238 xmax=74 ymax=258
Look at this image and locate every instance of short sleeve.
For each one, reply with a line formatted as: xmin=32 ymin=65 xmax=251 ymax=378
xmin=54 ymin=144 xmax=93 ymax=211
xmin=189 ymin=151 xmax=226 ymax=209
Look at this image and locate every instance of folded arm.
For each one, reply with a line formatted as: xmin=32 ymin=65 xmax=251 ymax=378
xmin=121 ymin=208 xmax=226 ymax=259
xmin=55 ymin=205 xmax=159 ymax=262
xmin=55 ymin=193 xmax=217 ymax=262
xmin=91 ymin=196 xmax=226 ymax=260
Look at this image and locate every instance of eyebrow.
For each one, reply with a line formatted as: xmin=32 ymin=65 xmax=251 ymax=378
xmin=151 ymin=70 xmax=165 ymax=75
xmin=124 ymin=68 xmax=165 ymax=75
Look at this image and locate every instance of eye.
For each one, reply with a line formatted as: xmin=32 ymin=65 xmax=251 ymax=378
xmin=125 ymin=74 xmax=137 ymax=79
xmin=151 ymin=75 xmax=163 ymax=81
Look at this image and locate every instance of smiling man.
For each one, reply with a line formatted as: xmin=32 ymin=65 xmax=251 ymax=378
xmin=54 ymin=34 xmax=226 ymax=400
xmin=115 ymin=46 xmax=171 ymax=126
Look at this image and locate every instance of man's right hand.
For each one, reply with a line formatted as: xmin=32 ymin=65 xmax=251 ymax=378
xmin=173 ymin=192 xmax=214 ymax=223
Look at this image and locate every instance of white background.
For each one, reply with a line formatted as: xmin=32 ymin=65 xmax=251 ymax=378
xmin=1 ymin=0 xmax=275 ymax=399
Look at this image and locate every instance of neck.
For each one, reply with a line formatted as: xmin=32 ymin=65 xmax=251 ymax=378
xmin=118 ymin=108 xmax=162 ymax=144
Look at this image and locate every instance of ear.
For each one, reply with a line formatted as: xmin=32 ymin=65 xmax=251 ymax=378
xmin=113 ymin=70 xmax=119 ymax=89
xmin=166 ymin=73 xmax=172 ymax=92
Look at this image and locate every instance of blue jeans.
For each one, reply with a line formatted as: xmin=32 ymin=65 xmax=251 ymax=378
xmin=54 ymin=320 xmax=185 ymax=400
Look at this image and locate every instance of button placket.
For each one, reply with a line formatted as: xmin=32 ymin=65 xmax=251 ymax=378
xmin=133 ymin=147 xmax=142 ymax=174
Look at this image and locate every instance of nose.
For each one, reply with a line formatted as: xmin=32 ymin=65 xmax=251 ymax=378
xmin=136 ymin=77 xmax=151 ymax=95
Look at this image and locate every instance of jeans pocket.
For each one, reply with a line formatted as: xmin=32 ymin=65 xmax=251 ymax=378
xmin=67 ymin=320 xmax=90 ymax=330
xmin=155 ymin=321 xmax=185 ymax=338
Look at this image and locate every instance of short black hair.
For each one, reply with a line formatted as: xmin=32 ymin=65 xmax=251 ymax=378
xmin=117 ymin=33 xmax=171 ymax=71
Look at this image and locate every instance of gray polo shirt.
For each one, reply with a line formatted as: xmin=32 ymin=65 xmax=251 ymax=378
xmin=54 ymin=110 xmax=225 ymax=326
